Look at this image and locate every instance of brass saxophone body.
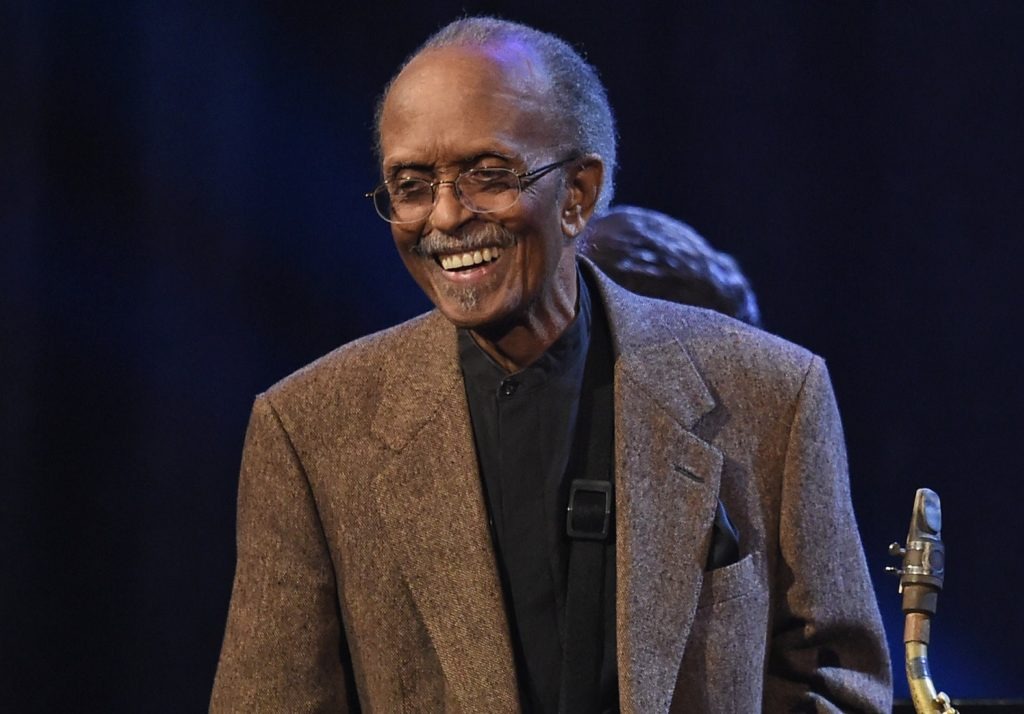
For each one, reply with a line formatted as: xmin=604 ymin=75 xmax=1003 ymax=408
xmin=888 ymin=488 xmax=957 ymax=714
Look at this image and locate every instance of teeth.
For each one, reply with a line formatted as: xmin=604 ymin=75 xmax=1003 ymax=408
xmin=439 ymin=246 xmax=502 ymax=271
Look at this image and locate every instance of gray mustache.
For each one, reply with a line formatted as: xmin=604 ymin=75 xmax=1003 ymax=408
xmin=412 ymin=224 xmax=517 ymax=257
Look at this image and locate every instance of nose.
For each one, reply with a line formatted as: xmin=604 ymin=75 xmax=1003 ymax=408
xmin=428 ymin=181 xmax=472 ymax=234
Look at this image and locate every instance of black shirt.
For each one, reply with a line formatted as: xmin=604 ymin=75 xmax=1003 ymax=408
xmin=459 ymin=274 xmax=617 ymax=713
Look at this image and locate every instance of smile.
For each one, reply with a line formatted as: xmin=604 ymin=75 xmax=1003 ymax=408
xmin=437 ymin=247 xmax=502 ymax=272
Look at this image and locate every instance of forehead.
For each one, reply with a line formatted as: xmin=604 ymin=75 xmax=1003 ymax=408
xmin=379 ymin=43 xmax=559 ymax=172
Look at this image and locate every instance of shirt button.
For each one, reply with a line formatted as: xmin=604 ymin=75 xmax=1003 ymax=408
xmin=499 ymin=379 xmax=519 ymax=398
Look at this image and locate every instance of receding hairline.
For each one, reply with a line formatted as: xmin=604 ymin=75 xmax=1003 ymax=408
xmin=378 ymin=40 xmax=562 ymax=148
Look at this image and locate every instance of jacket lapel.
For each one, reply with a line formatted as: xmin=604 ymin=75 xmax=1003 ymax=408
xmin=589 ymin=266 xmax=724 ymax=714
xmin=369 ymin=313 xmax=519 ymax=712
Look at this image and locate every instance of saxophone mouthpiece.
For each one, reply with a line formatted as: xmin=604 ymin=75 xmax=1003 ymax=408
xmin=899 ymin=488 xmax=947 ymax=615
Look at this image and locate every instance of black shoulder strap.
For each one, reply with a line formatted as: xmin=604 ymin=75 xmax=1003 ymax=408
xmin=559 ymin=298 xmax=614 ymax=714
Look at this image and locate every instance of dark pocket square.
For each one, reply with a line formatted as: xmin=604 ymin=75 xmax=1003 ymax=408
xmin=705 ymin=499 xmax=740 ymax=570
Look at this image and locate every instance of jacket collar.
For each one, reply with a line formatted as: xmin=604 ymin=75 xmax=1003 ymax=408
xmin=585 ymin=257 xmax=716 ymax=429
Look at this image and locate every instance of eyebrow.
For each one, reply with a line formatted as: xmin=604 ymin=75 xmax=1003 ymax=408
xmin=385 ymin=151 xmax=519 ymax=178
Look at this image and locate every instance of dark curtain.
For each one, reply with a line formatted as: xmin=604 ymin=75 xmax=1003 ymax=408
xmin=4 ymin=1 xmax=1022 ymax=709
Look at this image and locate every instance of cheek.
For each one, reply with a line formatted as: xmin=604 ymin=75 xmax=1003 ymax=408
xmin=393 ymin=232 xmax=432 ymax=275
xmin=523 ymin=225 xmax=568 ymax=281
xmin=391 ymin=226 xmax=418 ymax=253
xmin=398 ymin=253 xmax=434 ymax=294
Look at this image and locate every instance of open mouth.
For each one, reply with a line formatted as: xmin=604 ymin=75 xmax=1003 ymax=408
xmin=437 ymin=246 xmax=502 ymax=272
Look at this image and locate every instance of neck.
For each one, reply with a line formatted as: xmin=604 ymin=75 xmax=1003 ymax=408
xmin=470 ymin=258 xmax=578 ymax=373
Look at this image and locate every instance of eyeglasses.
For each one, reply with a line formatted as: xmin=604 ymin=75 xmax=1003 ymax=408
xmin=366 ymin=157 xmax=576 ymax=224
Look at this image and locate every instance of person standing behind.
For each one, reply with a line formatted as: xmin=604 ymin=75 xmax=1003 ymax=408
xmin=582 ymin=204 xmax=762 ymax=326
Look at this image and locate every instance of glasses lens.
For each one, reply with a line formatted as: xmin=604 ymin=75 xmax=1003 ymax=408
xmin=456 ymin=168 xmax=521 ymax=213
xmin=375 ymin=179 xmax=433 ymax=223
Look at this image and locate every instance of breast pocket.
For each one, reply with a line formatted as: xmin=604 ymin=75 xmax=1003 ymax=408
xmin=697 ymin=550 xmax=763 ymax=610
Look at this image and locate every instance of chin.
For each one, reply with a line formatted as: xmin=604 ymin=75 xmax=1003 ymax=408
xmin=424 ymin=271 xmax=482 ymax=311
xmin=433 ymin=290 xmax=518 ymax=333
xmin=437 ymin=303 xmax=500 ymax=331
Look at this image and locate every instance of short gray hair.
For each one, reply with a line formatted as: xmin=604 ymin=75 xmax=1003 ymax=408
xmin=374 ymin=17 xmax=617 ymax=214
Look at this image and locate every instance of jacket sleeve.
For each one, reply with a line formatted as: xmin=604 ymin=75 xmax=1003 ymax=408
xmin=211 ymin=395 xmax=353 ymax=712
xmin=764 ymin=356 xmax=893 ymax=713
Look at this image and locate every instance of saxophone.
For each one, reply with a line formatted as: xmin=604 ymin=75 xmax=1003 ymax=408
xmin=887 ymin=488 xmax=958 ymax=714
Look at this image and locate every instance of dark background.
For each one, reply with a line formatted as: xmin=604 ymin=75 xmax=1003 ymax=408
xmin=5 ymin=1 xmax=1022 ymax=710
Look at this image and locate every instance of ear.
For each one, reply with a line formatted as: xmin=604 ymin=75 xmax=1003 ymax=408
xmin=560 ymin=155 xmax=604 ymax=239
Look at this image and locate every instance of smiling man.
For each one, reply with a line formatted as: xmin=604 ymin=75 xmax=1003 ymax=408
xmin=211 ymin=18 xmax=891 ymax=714
xmin=379 ymin=33 xmax=605 ymax=372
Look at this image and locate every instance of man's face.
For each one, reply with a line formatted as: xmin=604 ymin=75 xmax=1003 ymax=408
xmin=378 ymin=43 xmax=579 ymax=334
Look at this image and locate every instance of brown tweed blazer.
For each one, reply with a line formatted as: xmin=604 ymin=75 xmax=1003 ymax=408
xmin=211 ymin=263 xmax=891 ymax=713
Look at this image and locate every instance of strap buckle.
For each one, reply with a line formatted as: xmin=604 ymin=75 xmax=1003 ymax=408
xmin=566 ymin=479 xmax=613 ymax=541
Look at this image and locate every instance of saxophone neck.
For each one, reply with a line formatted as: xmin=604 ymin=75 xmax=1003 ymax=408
xmin=888 ymin=488 xmax=958 ymax=714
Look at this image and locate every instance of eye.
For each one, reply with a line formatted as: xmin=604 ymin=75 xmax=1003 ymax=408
xmin=390 ymin=177 xmax=431 ymax=201
xmin=461 ymin=168 xmax=518 ymax=192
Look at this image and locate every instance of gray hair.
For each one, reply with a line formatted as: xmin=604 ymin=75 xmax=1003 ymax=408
xmin=374 ymin=17 xmax=617 ymax=214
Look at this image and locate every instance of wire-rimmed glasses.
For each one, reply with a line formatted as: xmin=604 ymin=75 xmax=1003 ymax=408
xmin=366 ymin=157 xmax=576 ymax=224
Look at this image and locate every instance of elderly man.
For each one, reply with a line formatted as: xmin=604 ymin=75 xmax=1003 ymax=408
xmin=212 ymin=17 xmax=891 ymax=714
